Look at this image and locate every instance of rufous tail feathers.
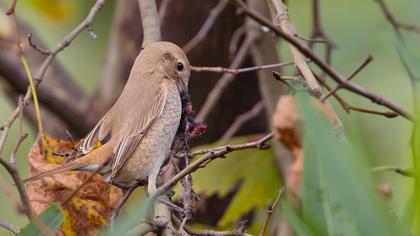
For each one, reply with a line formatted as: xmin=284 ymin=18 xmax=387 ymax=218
xmin=23 ymin=141 xmax=113 ymax=183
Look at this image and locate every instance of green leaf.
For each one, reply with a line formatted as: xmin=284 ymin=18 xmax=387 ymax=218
xmin=189 ymin=137 xmax=281 ymax=227
xmin=19 ymin=204 xmax=63 ymax=236
xmin=297 ymin=93 xmax=407 ymax=236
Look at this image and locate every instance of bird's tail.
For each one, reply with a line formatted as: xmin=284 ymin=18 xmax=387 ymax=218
xmin=23 ymin=142 xmax=113 ymax=183
xmin=23 ymin=160 xmax=93 ymax=183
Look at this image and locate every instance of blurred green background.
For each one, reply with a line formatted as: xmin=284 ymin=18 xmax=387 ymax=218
xmin=0 ymin=0 xmax=419 ymax=235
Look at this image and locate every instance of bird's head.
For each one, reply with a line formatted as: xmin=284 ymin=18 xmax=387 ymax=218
xmin=139 ymin=41 xmax=190 ymax=93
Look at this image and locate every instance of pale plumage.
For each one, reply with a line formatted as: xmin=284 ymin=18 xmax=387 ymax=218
xmin=25 ymin=42 xmax=190 ymax=193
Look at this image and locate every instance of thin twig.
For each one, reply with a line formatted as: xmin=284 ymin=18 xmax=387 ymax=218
xmin=191 ymin=61 xmax=294 ymax=74
xmin=221 ymin=100 xmax=264 ymax=141
xmin=0 ymin=155 xmax=35 ymax=220
xmin=0 ymin=219 xmax=20 ymax=235
xmin=376 ymin=0 xmax=420 ymax=39
xmin=314 ymin=73 xmax=398 ymax=118
xmin=9 ymin=133 xmax=28 ymax=167
xmin=232 ymin=0 xmax=413 ymax=121
xmin=183 ymin=0 xmax=229 ymax=53
xmin=196 ymin=32 xmax=257 ymax=121
xmin=27 ymin=33 xmax=51 ymax=55
xmin=308 ymin=0 xmax=335 ymax=72
xmin=321 ymin=54 xmax=373 ymax=102
xmin=258 ymin=187 xmax=285 ymax=236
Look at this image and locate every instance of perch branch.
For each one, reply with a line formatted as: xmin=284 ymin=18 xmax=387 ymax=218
xmin=156 ymin=133 xmax=273 ymax=197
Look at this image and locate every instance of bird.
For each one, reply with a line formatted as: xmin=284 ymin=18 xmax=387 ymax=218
xmin=24 ymin=41 xmax=191 ymax=194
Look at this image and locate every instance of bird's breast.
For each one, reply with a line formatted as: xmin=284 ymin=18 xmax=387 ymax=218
xmin=114 ymin=82 xmax=182 ymax=182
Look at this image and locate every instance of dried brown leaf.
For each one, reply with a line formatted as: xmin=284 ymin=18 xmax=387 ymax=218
xmin=27 ymin=134 xmax=123 ymax=235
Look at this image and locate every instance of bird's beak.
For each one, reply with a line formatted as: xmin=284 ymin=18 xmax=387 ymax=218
xmin=176 ymin=78 xmax=188 ymax=93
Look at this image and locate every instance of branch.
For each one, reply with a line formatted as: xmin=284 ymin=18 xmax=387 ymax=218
xmin=138 ymin=0 xmax=161 ymax=47
xmin=314 ymin=73 xmax=398 ymax=118
xmin=232 ymin=0 xmax=413 ymax=121
xmin=0 ymin=155 xmax=35 ymax=220
xmin=321 ymin=55 xmax=373 ymax=102
xmin=191 ymin=61 xmax=294 ymax=74
xmin=376 ymin=0 xmax=420 ymax=38
xmin=221 ymin=100 xmax=264 ymax=141
xmin=0 ymin=219 xmax=20 ymax=235
xmin=183 ymin=0 xmax=230 ymax=53
xmin=258 ymin=187 xmax=284 ymax=236
xmin=196 ymin=32 xmax=257 ymax=121
xmin=308 ymin=0 xmax=334 ymax=66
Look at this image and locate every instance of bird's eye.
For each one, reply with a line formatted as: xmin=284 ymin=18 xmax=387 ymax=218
xmin=176 ymin=61 xmax=184 ymax=71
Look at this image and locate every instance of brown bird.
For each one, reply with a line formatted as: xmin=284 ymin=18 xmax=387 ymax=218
xmin=25 ymin=42 xmax=190 ymax=194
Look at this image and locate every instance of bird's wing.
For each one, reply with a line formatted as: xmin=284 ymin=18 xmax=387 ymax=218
xmin=108 ymin=81 xmax=169 ymax=182
xmin=77 ymin=116 xmax=112 ymax=155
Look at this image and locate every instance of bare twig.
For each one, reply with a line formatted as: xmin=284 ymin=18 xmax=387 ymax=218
xmin=9 ymin=133 xmax=28 ymax=166
xmin=138 ymin=0 xmax=161 ymax=48
xmin=196 ymin=32 xmax=257 ymax=121
xmin=376 ymin=0 xmax=420 ymax=39
xmin=314 ymin=73 xmax=398 ymax=118
xmin=308 ymin=0 xmax=335 ymax=69
xmin=0 ymin=219 xmax=20 ymax=235
xmin=258 ymin=187 xmax=284 ymax=236
xmin=221 ymin=100 xmax=264 ymax=141
xmin=6 ymin=0 xmax=17 ymax=15
xmin=0 ymin=155 xmax=35 ymax=220
xmin=191 ymin=61 xmax=294 ymax=74
xmin=321 ymin=55 xmax=373 ymax=102
xmin=183 ymin=0 xmax=229 ymax=53
xmin=27 ymin=33 xmax=51 ymax=55
xmin=232 ymin=0 xmax=413 ymax=121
